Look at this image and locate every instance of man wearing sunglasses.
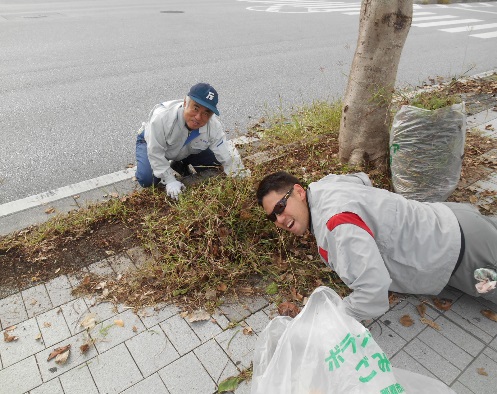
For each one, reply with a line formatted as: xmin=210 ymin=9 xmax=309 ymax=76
xmin=256 ymin=171 xmax=497 ymax=322
xmin=135 ymin=82 xmax=250 ymax=200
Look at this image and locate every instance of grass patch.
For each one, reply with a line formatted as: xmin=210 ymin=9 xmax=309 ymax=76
xmin=406 ymin=90 xmax=461 ymax=110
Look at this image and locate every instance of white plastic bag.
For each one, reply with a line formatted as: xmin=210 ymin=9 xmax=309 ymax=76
xmin=389 ymin=104 xmax=466 ymax=202
xmin=252 ymin=287 xmax=455 ymax=394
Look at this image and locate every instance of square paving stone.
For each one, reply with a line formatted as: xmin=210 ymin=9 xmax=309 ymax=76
xmin=88 ymin=343 xmax=142 ymax=394
xmin=368 ymin=320 xmax=407 ymax=359
xmin=126 ymin=326 xmax=180 ymax=377
xmin=84 ymin=296 xmax=120 ymax=322
xmin=0 ymin=317 xmax=45 ymax=367
xmin=483 ymin=346 xmax=497 ymax=364
xmin=215 ymin=326 xmax=258 ymax=370
xmin=159 ymin=351 xmax=215 ymax=394
xmin=458 ymin=352 xmax=497 ymax=394
xmin=444 ymin=310 xmax=493 ymax=344
xmin=418 ymin=319 xmax=474 ymax=370
xmin=188 ymin=315 xmax=224 ymax=343
xmin=244 ymin=310 xmax=271 ymax=335
xmin=378 ymin=302 xmax=428 ymax=341
xmin=60 ymin=298 xmax=90 ymax=335
xmin=240 ymin=296 xmax=269 ymax=314
xmin=87 ymin=259 xmax=115 ymax=277
xmin=390 ymin=350 xmax=437 ymax=380
xmin=126 ymin=246 xmax=153 ymax=268
xmin=0 ymin=355 xmax=43 ymax=394
xmin=67 ymin=268 xmax=90 ymax=288
xmin=45 ymin=275 xmax=74 ymax=307
xmin=37 ymin=307 xmax=71 ymax=347
xmin=0 ymin=292 xmax=28 ymax=329
xmin=59 ymin=363 xmax=98 ymax=394
xmin=137 ymin=304 xmax=179 ymax=329
xmin=451 ymin=295 xmax=497 ymax=337
xmin=404 ymin=338 xmax=461 ymax=385
xmin=450 ymin=381 xmax=475 ymax=394
xmin=30 ymin=377 xmax=64 ymax=394
xmin=91 ymin=309 xmax=145 ymax=353
xmin=106 ymin=253 xmax=136 ymax=274
xmin=219 ymin=300 xmax=252 ymax=323
xmin=194 ymin=339 xmax=239 ymax=384
xmin=160 ymin=314 xmax=201 ymax=356
xmin=122 ymin=373 xmax=170 ymax=394
xmin=22 ymin=283 xmax=53 ymax=318
xmin=435 ymin=315 xmax=487 ymax=357
xmin=36 ymin=331 xmax=97 ymax=382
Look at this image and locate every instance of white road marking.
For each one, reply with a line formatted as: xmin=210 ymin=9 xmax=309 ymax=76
xmin=471 ymin=30 xmax=497 ymax=38
xmin=412 ymin=19 xmax=482 ymax=27
xmin=440 ymin=22 xmax=497 ymax=33
xmin=413 ymin=15 xmax=457 ymax=21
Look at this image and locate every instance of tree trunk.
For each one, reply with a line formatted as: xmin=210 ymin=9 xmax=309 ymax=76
xmin=339 ymin=0 xmax=413 ymax=168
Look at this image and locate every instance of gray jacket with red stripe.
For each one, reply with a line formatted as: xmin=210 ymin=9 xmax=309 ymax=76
xmin=307 ymin=173 xmax=461 ymax=321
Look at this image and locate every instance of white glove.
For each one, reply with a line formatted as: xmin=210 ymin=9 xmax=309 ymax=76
xmin=233 ymin=168 xmax=251 ymax=178
xmin=164 ymin=180 xmax=185 ymax=200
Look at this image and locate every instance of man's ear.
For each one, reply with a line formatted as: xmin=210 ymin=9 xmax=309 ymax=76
xmin=294 ymin=184 xmax=307 ymax=201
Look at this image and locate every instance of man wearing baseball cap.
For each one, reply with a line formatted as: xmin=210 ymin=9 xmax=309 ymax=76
xmin=135 ymin=82 xmax=250 ymax=200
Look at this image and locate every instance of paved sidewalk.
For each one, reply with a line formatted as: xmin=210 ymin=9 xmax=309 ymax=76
xmin=1 ymin=83 xmax=497 ymax=393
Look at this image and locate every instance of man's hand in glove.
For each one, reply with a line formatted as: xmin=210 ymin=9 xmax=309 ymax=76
xmin=163 ymin=180 xmax=186 ymax=200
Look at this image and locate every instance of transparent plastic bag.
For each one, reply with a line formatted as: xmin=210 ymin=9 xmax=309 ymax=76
xmin=389 ymin=104 xmax=466 ymax=202
xmin=251 ymin=287 xmax=455 ymax=394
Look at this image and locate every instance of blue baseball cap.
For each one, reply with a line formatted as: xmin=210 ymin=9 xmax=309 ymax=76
xmin=188 ymin=83 xmax=220 ymax=116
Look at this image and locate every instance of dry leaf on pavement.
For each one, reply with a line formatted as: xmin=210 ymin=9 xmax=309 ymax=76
xmin=132 ymin=325 xmax=138 ymax=333
xmin=47 ymin=344 xmax=71 ymax=361
xmin=416 ymin=303 xmax=426 ymax=318
xmin=420 ymin=317 xmax=440 ymax=331
xmin=80 ymin=343 xmax=90 ymax=354
xmin=477 ymin=367 xmax=488 ymax=376
xmin=432 ymin=297 xmax=453 ymax=311
xmin=80 ymin=314 xmax=97 ymax=330
xmin=5 ymin=325 xmax=16 ymax=332
xmin=481 ymin=309 xmax=497 ymax=322
xmin=243 ymin=327 xmax=254 ymax=336
xmin=55 ymin=349 xmax=70 ymax=364
xmin=35 ymin=333 xmax=42 ymax=340
xmin=399 ymin=315 xmax=414 ymax=327
xmin=278 ymin=302 xmax=301 ymax=318
xmin=290 ymin=287 xmax=304 ymax=302
xmin=217 ymin=283 xmax=228 ymax=292
xmin=185 ymin=310 xmax=211 ymax=323
xmin=114 ymin=319 xmax=124 ymax=327
xmin=3 ymin=331 xmax=18 ymax=342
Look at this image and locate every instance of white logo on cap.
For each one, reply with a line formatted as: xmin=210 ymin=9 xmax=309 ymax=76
xmin=206 ymin=92 xmax=215 ymax=101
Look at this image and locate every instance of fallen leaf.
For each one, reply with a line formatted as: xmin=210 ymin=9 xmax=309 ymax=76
xmin=477 ymin=367 xmax=488 ymax=376
xmin=217 ymin=283 xmax=228 ymax=292
xmin=54 ymin=268 xmax=60 ymax=274
xmin=469 ymin=195 xmax=478 ymax=204
xmin=420 ymin=317 xmax=441 ymax=330
xmin=180 ymin=311 xmax=188 ymax=318
xmin=432 ymin=297 xmax=453 ymax=311
xmin=290 ymin=287 xmax=304 ymax=302
xmin=481 ymin=309 xmax=497 ymax=322
xmin=47 ymin=344 xmax=71 ymax=361
xmin=243 ymin=327 xmax=254 ymax=336
xmin=218 ymin=376 xmax=243 ymax=393
xmin=205 ymin=289 xmax=217 ymax=300
xmin=30 ymin=299 xmax=37 ymax=306
xmin=132 ymin=326 xmax=138 ymax=333
xmin=416 ymin=303 xmax=426 ymax=318
xmin=80 ymin=314 xmax=97 ymax=330
xmin=43 ymin=322 xmax=51 ymax=328
xmin=3 ymin=331 xmax=18 ymax=342
xmin=5 ymin=325 xmax=16 ymax=332
xmin=35 ymin=333 xmax=42 ymax=340
xmin=105 ymin=250 xmax=115 ymax=256
xmin=278 ymin=302 xmax=300 ymax=318
xmin=388 ymin=292 xmax=401 ymax=306
xmin=45 ymin=207 xmax=55 ymax=214
xmin=485 ymin=124 xmax=495 ymax=131
xmin=114 ymin=319 xmax=125 ymax=327
xmin=185 ymin=310 xmax=211 ymax=323
xmin=80 ymin=343 xmax=90 ymax=354
xmin=55 ymin=349 xmax=70 ymax=364
xmin=399 ymin=315 xmax=414 ymax=327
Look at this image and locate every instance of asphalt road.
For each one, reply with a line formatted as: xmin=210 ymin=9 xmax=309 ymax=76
xmin=0 ymin=0 xmax=496 ymax=204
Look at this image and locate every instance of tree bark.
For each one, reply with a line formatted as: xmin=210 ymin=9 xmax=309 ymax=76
xmin=339 ymin=0 xmax=413 ymax=168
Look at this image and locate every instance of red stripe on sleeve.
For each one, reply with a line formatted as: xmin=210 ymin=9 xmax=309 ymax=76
xmin=326 ymin=212 xmax=374 ymax=238
xmin=318 ymin=247 xmax=328 ymax=263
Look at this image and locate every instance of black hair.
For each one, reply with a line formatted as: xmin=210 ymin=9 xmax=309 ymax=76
xmin=256 ymin=171 xmax=302 ymax=206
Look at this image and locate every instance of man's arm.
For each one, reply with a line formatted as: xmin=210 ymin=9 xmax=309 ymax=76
xmin=146 ymin=113 xmax=177 ymax=184
xmin=326 ymin=217 xmax=391 ymax=321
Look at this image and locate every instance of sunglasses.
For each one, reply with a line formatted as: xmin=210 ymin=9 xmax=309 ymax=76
xmin=267 ymin=186 xmax=294 ymax=222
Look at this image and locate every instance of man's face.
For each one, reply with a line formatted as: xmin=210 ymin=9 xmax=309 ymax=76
xmin=183 ymin=98 xmax=213 ymax=130
xmin=261 ymin=185 xmax=310 ymax=236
